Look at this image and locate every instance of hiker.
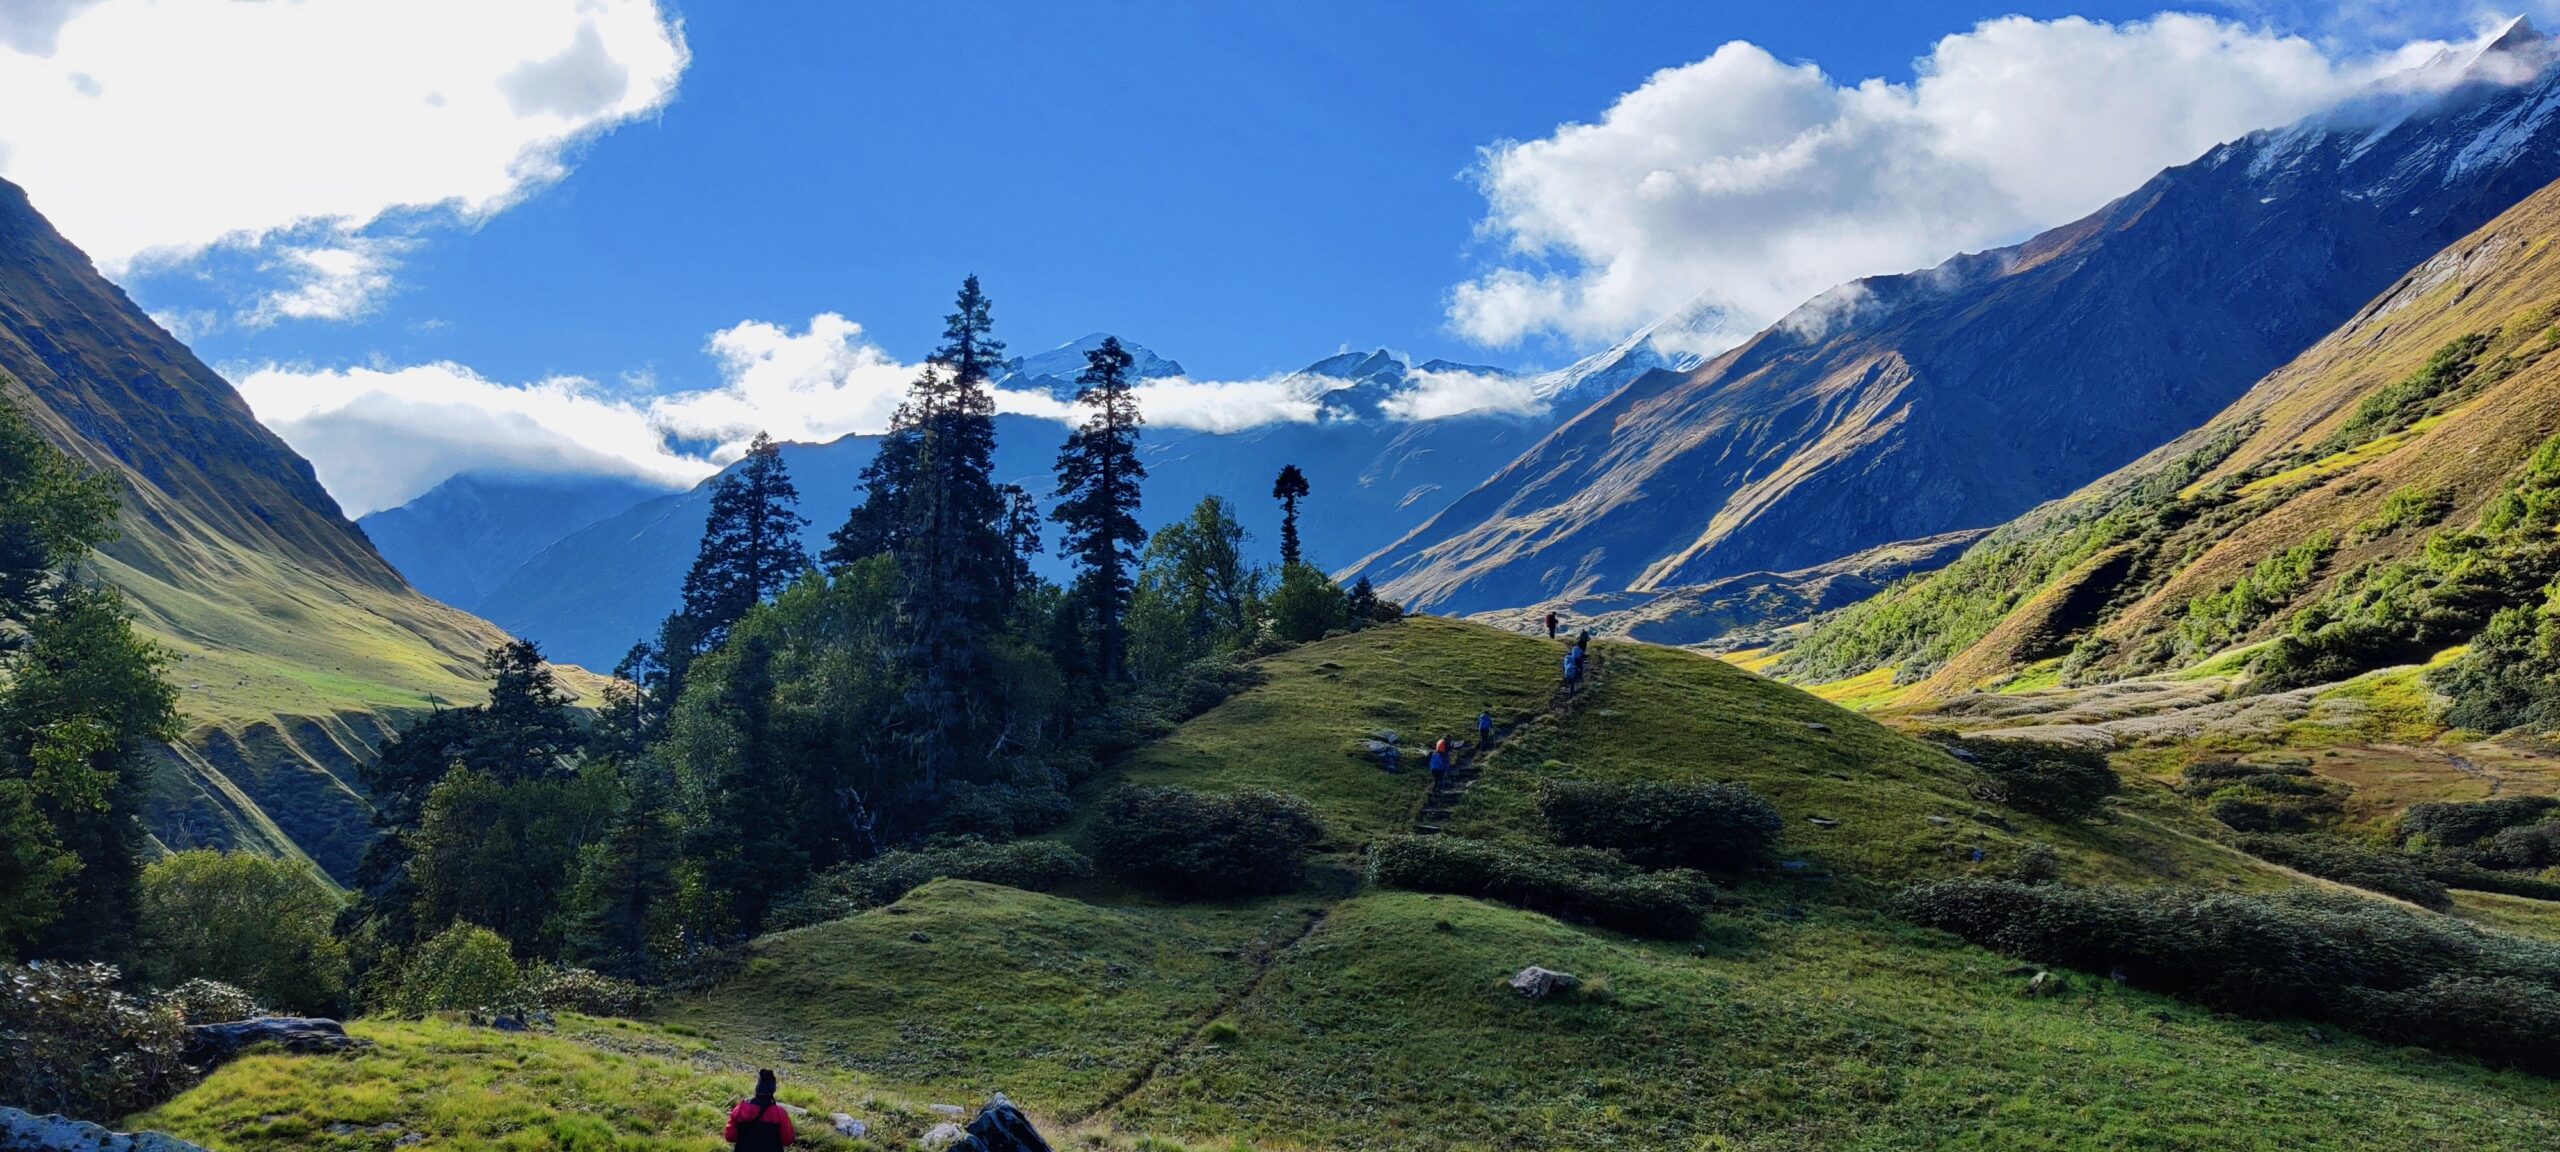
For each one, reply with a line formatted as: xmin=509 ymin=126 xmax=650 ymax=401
xmin=1562 ymin=646 xmax=1582 ymax=688
xmin=1544 ymin=611 xmax=1559 ymax=640
xmin=725 ymin=1069 xmax=796 ymax=1150
xmin=1429 ymin=743 xmax=1450 ymax=787
xmin=1477 ymin=708 xmax=1494 ymax=746
xmin=1380 ymin=741 xmax=1401 ymax=774
xmin=1434 ymin=735 xmax=1450 ymax=760
xmin=1575 ymin=627 xmax=1594 ymax=653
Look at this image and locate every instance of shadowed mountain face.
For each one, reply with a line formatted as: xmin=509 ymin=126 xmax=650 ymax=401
xmin=1358 ymin=25 xmax=2560 ymax=615
xmin=358 ymin=472 xmax=678 ymax=610
xmin=0 ymin=176 xmax=530 ymax=880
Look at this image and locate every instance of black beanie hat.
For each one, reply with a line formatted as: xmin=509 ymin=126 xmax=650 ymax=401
xmin=754 ymin=1069 xmax=777 ymax=1104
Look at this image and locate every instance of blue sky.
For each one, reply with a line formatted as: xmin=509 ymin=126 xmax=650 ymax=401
xmin=0 ymin=1 xmax=2527 ymax=511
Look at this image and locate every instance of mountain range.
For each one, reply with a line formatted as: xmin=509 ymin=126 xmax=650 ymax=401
xmin=0 ymin=176 xmax=559 ymax=882
xmin=1354 ymin=20 xmax=2560 ymax=617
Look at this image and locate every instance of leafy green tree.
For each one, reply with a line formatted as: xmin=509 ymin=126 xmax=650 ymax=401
xmin=1127 ymin=496 xmax=1264 ymax=678
xmin=1052 ymin=336 xmax=1148 ymax=681
xmin=0 ymin=398 xmax=178 ymax=962
xmin=563 ymin=760 xmax=684 ymax=980
xmin=384 ymin=921 xmax=522 ymax=1016
xmin=139 ymin=850 xmax=348 ymax=1014
xmin=406 ymin=766 xmax=617 ymax=956
xmin=1272 ymin=464 xmax=1310 ymax=568
xmin=1267 ymin=562 xmax=1348 ymax=643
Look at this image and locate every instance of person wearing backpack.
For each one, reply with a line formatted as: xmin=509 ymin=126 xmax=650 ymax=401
xmin=1477 ymin=708 xmax=1494 ymax=748
xmin=725 ymin=1070 xmax=796 ymax=1150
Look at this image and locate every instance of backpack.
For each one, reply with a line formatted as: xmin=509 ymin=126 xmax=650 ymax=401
xmin=732 ymin=1102 xmax=786 ymax=1152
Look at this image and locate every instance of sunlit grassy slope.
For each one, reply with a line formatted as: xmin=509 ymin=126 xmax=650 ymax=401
xmin=144 ymin=619 xmax=2560 ymax=1149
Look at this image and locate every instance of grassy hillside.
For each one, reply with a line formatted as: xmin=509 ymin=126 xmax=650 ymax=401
xmin=135 ymin=619 xmax=2560 ymax=1148
xmin=1784 ymin=176 xmax=2560 ymax=704
xmin=0 ymin=178 xmax=598 ymax=882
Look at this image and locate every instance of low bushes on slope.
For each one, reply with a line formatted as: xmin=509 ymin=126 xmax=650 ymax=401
xmin=767 ymin=839 xmax=1095 ymax=930
xmin=1899 ymin=879 xmax=2560 ymax=1072
xmin=1369 ymin=835 xmax=1718 ymax=939
xmin=1958 ymin=738 xmax=2120 ymax=822
xmin=1537 ymin=779 xmax=1782 ymax=872
xmin=1094 ymin=785 xmax=1324 ymax=899
xmin=0 ymin=962 xmax=190 ymax=1120
xmin=2228 ymin=833 xmax=2451 ymax=910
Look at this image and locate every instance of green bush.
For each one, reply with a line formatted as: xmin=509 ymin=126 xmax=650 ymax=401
xmin=1537 ymin=779 xmax=1782 ymax=872
xmin=1267 ymin=562 xmax=1349 ymax=643
xmin=1369 ymin=834 xmax=1718 ymax=940
xmin=2485 ymin=821 xmax=2560 ymax=870
xmin=2398 ymin=795 xmax=2559 ymax=850
xmin=157 ymin=978 xmax=261 ymax=1024
xmin=767 ymin=839 xmax=1096 ymax=929
xmin=0 ymin=961 xmax=192 ymax=1120
xmin=139 ymin=849 xmax=349 ymax=1016
xmin=383 ymin=922 xmax=524 ymax=1016
xmin=1959 ymin=739 xmax=2120 ymax=821
xmin=521 ymin=966 xmax=652 ymax=1016
xmin=2230 ymin=834 xmax=2451 ymax=910
xmin=1094 ymin=786 xmax=1324 ymax=899
xmin=2414 ymin=856 xmax=2560 ymax=901
xmin=1898 ymin=880 xmax=2560 ymax=1072
xmin=937 ymin=760 xmax=1076 ymax=841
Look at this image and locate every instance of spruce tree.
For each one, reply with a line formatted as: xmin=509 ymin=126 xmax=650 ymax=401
xmin=895 ymin=277 xmax=1013 ymax=789
xmin=679 ymin=432 xmax=811 ymax=649
xmin=1052 ymin=335 xmax=1148 ymax=681
xmin=999 ymin=482 xmax=1043 ymax=616
xmin=824 ymin=414 xmax=920 ymax=571
xmin=467 ymin=638 xmax=580 ymax=783
xmin=1273 ymin=463 xmax=1310 ymax=568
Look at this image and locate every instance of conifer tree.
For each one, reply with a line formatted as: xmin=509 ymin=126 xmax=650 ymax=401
xmin=1272 ymin=463 xmax=1310 ymax=568
xmin=824 ymin=416 xmax=919 ymax=571
xmin=566 ymin=760 xmax=683 ymax=980
xmin=999 ymin=483 xmax=1043 ymax=616
xmin=678 ymin=432 xmax=810 ymax=649
xmin=467 ymin=638 xmax=580 ymax=783
xmin=1052 ymin=336 xmax=1148 ymax=681
xmin=896 ymin=277 xmax=1013 ymax=788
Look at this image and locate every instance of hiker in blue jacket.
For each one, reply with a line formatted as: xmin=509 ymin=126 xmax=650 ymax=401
xmin=1428 ymin=744 xmax=1450 ymax=788
xmin=1477 ymin=708 xmax=1494 ymax=747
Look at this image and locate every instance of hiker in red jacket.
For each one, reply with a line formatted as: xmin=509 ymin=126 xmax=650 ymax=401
xmin=1544 ymin=611 xmax=1559 ymax=640
xmin=726 ymin=1070 xmax=796 ymax=1150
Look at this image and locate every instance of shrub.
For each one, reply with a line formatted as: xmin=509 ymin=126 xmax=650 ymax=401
xmin=1959 ymin=739 xmax=2120 ymax=821
xmin=1537 ymin=779 xmax=1782 ymax=872
xmin=1369 ymin=834 xmax=1718 ymax=940
xmin=2485 ymin=821 xmax=2560 ymax=871
xmin=2009 ymin=842 xmax=2063 ymax=886
xmin=138 ymin=849 xmax=349 ymax=1015
xmin=2415 ymin=856 xmax=2560 ymax=901
xmin=2230 ymin=834 xmax=2451 ymax=910
xmin=937 ymin=760 xmax=1076 ymax=841
xmin=157 ymin=978 xmax=262 ymax=1024
xmin=767 ymin=839 xmax=1096 ymax=929
xmin=2399 ymin=795 xmax=2560 ymax=850
xmin=1094 ymin=786 xmax=1324 ymax=899
xmin=383 ymin=922 xmax=524 ymax=1016
xmin=521 ymin=966 xmax=651 ymax=1016
xmin=1267 ymin=562 xmax=1349 ymax=643
xmin=1897 ymin=879 xmax=2560 ymax=1071
xmin=0 ymin=961 xmax=192 ymax=1120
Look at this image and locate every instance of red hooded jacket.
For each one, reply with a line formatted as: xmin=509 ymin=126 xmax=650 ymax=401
xmin=725 ymin=1099 xmax=796 ymax=1146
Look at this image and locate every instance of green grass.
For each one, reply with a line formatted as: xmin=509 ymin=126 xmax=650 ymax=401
xmin=1109 ymin=890 xmax=2560 ymax=1151
xmin=129 ymin=1016 xmax=919 ymax=1151
xmin=662 ymin=880 xmax=1316 ymax=1117
xmin=1111 ymin=617 xmax=1561 ymax=848
xmin=1443 ymin=640 xmax=2269 ymax=887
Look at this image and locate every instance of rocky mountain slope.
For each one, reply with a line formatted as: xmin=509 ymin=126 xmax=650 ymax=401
xmin=0 ymin=177 xmax=551 ymax=881
xmin=1358 ymin=22 xmax=2560 ymax=617
xmin=357 ymin=471 xmax=675 ymax=610
xmin=1782 ymin=158 xmax=2560 ymax=709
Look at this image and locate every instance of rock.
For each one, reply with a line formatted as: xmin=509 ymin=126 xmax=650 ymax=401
xmin=922 ymin=1122 xmax=970 ymax=1149
xmin=951 ymin=1093 xmax=1053 ymax=1152
xmin=929 ymin=1104 xmax=968 ymax=1118
xmin=832 ymin=1113 xmax=867 ymax=1138
xmin=490 ymin=1015 xmax=527 ymax=1033
xmin=0 ymin=1107 xmax=212 ymax=1152
xmin=1805 ymin=816 xmax=1840 ymax=828
xmin=1803 ymin=722 xmax=1832 ymax=732
xmin=1926 ymin=815 xmax=1953 ymax=826
xmin=2022 ymin=971 xmax=2061 ymax=998
xmin=1508 ymin=966 xmax=1579 ymax=1000
xmin=909 ymin=932 xmax=933 ymax=944
xmin=183 ymin=1017 xmax=364 ymax=1064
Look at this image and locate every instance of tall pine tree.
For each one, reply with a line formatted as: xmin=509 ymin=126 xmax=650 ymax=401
xmin=1052 ymin=335 xmax=1148 ymax=682
xmin=896 ymin=277 xmax=1013 ymax=790
xmin=998 ymin=483 xmax=1043 ymax=617
xmin=679 ymin=432 xmax=811 ymax=647
xmin=1272 ymin=464 xmax=1310 ymax=568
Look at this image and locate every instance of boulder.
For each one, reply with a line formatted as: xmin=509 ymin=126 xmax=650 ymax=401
xmin=1507 ymin=966 xmax=1579 ymax=1000
xmin=832 ymin=1113 xmax=867 ymax=1138
xmin=951 ymin=1094 xmax=1053 ymax=1152
xmin=922 ymin=1122 xmax=970 ymax=1149
xmin=929 ymin=1104 xmax=967 ymax=1118
xmin=0 ymin=1108 xmax=211 ymax=1152
xmin=183 ymin=1017 xmax=364 ymax=1064
xmin=2022 ymin=971 xmax=2061 ymax=998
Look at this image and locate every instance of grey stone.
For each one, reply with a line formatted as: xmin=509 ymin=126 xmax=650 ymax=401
xmin=0 ymin=1107 xmax=211 ymax=1152
xmin=922 ymin=1122 xmax=970 ymax=1149
xmin=1508 ymin=966 xmax=1579 ymax=1000
xmin=183 ymin=1017 xmax=364 ymax=1064
xmin=832 ymin=1113 xmax=867 ymax=1138
xmin=929 ymin=1104 xmax=967 ymax=1118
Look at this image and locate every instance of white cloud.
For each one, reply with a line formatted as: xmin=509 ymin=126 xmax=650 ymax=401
xmin=243 ymin=233 xmax=413 ymax=326
xmin=0 ymin=0 xmax=686 ymax=320
xmin=232 ymin=362 xmax=716 ymax=516
xmin=1125 ymin=377 xmax=1320 ymax=433
xmin=1375 ymin=367 xmax=1547 ymax=422
xmin=1451 ymin=12 xmax=2483 ymax=351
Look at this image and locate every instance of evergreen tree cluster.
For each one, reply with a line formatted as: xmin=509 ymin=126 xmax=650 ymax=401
xmin=327 ymin=279 xmax=1405 ymax=993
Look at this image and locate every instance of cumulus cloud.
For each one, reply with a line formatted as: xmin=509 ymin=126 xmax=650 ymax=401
xmin=1375 ymin=367 xmax=1548 ymax=422
xmin=1451 ymin=12 xmax=2484 ymax=351
xmin=0 ymin=0 xmax=686 ymax=321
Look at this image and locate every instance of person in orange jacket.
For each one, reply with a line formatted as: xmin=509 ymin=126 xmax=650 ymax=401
xmin=725 ymin=1069 xmax=796 ymax=1150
